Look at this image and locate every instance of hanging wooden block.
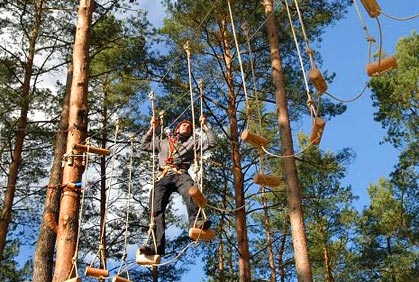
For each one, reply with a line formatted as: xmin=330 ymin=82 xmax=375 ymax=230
xmin=189 ymin=228 xmax=216 ymax=241
xmin=253 ymin=174 xmax=282 ymax=187
xmin=72 ymin=143 xmax=110 ymax=156
xmin=112 ymin=275 xmax=131 ymax=282
xmin=85 ymin=267 xmax=109 ymax=278
xmin=366 ymin=56 xmax=397 ymax=77
xmin=188 ymin=185 xmax=207 ymax=208
xmin=136 ymin=254 xmax=161 ymax=265
xmin=310 ymin=118 xmax=326 ymax=145
xmin=308 ymin=67 xmax=328 ymax=94
xmin=360 ymin=0 xmax=381 ymax=18
xmin=241 ymin=130 xmax=268 ymax=147
xmin=64 ymin=278 xmax=81 ymax=282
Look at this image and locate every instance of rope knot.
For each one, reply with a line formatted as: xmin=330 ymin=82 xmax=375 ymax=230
xmin=306 ymin=97 xmax=314 ymax=107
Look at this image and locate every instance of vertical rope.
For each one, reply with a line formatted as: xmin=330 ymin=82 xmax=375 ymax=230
xmin=293 ymin=0 xmax=315 ymax=68
xmin=184 ymin=42 xmax=198 ymax=171
xmin=283 ymin=0 xmax=317 ymax=118
xmin=227 ymin=0 xmax=251 ymax=126
xmin=116 ymin=136 xmax=134 ymax=278
xmin=148 ymin=91 xmax=158 ymax=253
xmin=198 ymin=80 xmax=205 ymax=190
xmin=96 ymin=120 xmax=120 ymax=268
xmin=68 ymin=140 xmax=91 ymax=279
xmin=242 ymin=22 xmax=263 ymax=135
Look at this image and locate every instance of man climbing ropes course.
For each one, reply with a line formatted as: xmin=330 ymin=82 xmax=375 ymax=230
xmin=139 ymin=115 xmax=217 ymax=256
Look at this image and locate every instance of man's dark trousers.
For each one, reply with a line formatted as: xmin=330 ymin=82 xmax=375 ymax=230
xmin=150 ymin=172 xmax=198 ymax=255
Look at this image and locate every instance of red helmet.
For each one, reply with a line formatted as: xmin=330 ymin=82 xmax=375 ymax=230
xmin=174 ymin=120 xmax=193 ymax=137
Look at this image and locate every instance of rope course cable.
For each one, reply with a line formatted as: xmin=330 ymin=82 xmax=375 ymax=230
xmin=284 ymin=0 xmax=318 ymax=118
xmin=65 ymin=138 xmax=92 ymax=281
xmin=113 ymin=135 xmax=135 ymax=281
xmin=144 ymin=91 xmax=159 ymax=255
xmin=379 ymin=9 xmax=419 ymax=21
xmin=354 ymin=0 xmax=398 ymax=77
xmin=84 ymin=121 xmax=123 ymax=279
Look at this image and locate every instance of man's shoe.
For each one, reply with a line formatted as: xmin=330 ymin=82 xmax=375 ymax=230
xmin=195 ymin=219 xmax=211 ymax=230
xmin=139 ymin=245 xmax=156 ymax=255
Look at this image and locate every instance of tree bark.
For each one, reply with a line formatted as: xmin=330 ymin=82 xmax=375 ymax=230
xmin=261 ymin=187 xmax=277 ymax=281
xmin=219 ymin=17 xmax=252 ymax=282
xmin=0 ymin=0 xmax=45 ymax=265
xmin=263 ymin=0 xmax=313 ymax=281
xmin=33 ymin=64 xmax=72 ymax=282
xmin=53 ymin=1 xmax=94 ymax=281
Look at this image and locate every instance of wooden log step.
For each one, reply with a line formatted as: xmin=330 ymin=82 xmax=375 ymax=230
xmin=189 ymin=228 xmax=215 ymax=241
xmin=241 ymin=130 xmax=268 ymax=147
xmin=309 ymin=118 xmax=326 ymax=145
xmin=188 ymin=185 xmax=207 ymax=208
xmin=308 ymin=67 xmax=328 ymax=94
xmin=366 ymin=56 xmax=397 ymax=77
xmin=112 ymin=275 xmax=131 ymax=282
xmin=135 ymin=254 xmax=161 ymax=265
xmin=85 ymin=267 xmax=109 ymax=278
xmin=360 ymin=0 xmax=381 ymax=18
xmin=253 ymin=174 xmax=282 ymax=187
xmin=64 ymin=278 xmax=81 ymax=282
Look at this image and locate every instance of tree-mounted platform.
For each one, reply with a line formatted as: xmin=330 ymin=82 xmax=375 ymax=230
xmin=72 ymin=143 xmax=110 ymax=155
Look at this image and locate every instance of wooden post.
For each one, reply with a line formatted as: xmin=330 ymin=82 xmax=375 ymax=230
xmin=53 ymin=1 xmax=94 ymax=281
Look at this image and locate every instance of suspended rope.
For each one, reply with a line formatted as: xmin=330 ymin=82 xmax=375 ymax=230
xmin=184 ymin=46 xmax=215 ymax=243
xmin=284 ymin=0 xmax=318 ymax=118
xmin=146 ymin=241 xmax=196 ymax=267
xmin=227 ymin=0 xmax=251 ymax=127
xmin=197 ymin=80 xmax=205 ymax=187
xmin=144 ymin=91 xmax=159 ymax=255
xmin=114 ymin=135 xmax=135 ymax=281
xmin=242 ymin=21 xmax=263 ymax=136
xmin=66 ymin=138 xmax=92 ymax=281
xmin=380 ymin=9 xmax=419 ymax=21
xmin=184 ymin=42 xmax=199 ymax=171
xmin=354 ymin=0 xmax=398 ymax=76
xmin=324 ymin=83 xmax=369 ymax=103
xmin=84 ymin=121 xmax=121 ymax=279
xmin=242 ymin=18 xmax=282 ymax=188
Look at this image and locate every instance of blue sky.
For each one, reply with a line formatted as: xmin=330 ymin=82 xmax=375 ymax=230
xmin=319 ymin=1 xmax=418 ymax=209
xmin=139 ymin=0 xmax=418 ymax=280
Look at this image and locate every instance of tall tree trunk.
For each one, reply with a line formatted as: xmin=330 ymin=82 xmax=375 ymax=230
xmin=322 ymin=245 xmax=335 ymax=282
xmin=219 ymin=17 xmax=252 ymax=282
xmin=261 ymin=187 xmax=277 ymax=281
xmin=0 ymin=0 xmax=45 ymax=265
xmin=53 ymin=1 xmax=94 ymax=281
xmin=218 ymin=186 xmax=228 ymax=281
xmin=278 ymin=215 xmax=288 ymax=282
xmin=99 ymin=89 xmax=108 ymax=273
xmin=263 ymin=1 xmax=313 ymax=281
xmin=33 ymin=64 xmax=72 ymax=282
